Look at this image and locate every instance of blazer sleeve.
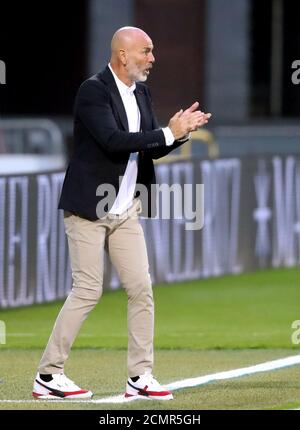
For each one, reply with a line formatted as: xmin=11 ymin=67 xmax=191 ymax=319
xmin=75 ymin=79 xmax=167 ymax=154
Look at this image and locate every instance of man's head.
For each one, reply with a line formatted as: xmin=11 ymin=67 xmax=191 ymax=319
xmin=110 ymin=26 xmax=155 ymax=86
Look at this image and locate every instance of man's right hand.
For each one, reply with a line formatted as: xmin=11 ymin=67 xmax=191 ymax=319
xmin=168 ymin=102 xmax=212 ymax=140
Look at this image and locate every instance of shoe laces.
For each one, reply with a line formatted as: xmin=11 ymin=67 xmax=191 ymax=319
xmin=56 ymin=373 xmax=76 ymax=388
xmin=140 ymin=372 xmax=160 ymax=388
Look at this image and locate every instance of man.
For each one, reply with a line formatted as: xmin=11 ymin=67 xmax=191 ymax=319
xmin=32 ymin=27 xmax=211 ymax=401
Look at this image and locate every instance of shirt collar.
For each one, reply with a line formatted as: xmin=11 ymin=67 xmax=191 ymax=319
xmin=108 ymin=63 xmax=136 ymax=96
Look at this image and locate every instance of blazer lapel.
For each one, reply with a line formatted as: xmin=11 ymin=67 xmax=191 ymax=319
xmin=98 ymin=66 xmax=129 ymax=131
xmin=98 ymin=66 xmax=153 ymax=132
xmin=134 ymin=86 xmax=152 ymax=132
xmin=110 ymin=91 xmax=129 ymax=131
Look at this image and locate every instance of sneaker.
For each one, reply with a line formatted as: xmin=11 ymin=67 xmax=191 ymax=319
xmin=32 ymin=372 xmax=93 ymax=400
xmin=125 ymin=372 xmax=173 ymax=401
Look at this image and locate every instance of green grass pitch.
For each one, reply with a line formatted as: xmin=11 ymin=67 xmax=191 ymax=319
xmin=1 ymin=267 xmax=300 ymax=409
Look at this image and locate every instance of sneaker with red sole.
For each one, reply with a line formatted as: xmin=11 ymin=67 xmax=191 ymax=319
xmin=125 ymin=372 xmax=173 ymax=401
xmin=32 ymin=372 xmax=93 ymax=400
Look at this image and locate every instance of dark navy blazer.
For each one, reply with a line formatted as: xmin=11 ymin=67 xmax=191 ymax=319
xmin=58 ymin=66 xmax=185 ymax=220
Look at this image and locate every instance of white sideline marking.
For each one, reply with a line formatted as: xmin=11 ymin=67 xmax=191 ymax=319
xmin=0 ymin=354 xmax=300 ymax=404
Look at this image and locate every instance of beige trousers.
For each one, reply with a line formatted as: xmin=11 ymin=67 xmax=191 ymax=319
xmin=38 ymin=199 xmax=154 ymax=377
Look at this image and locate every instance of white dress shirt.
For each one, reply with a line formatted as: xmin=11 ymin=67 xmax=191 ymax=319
xmin=108 ymin=64 xmax=174 ymax=214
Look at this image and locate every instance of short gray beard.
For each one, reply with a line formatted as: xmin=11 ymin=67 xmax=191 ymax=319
xmin=127 ymin=63 xmax=148 ymax=83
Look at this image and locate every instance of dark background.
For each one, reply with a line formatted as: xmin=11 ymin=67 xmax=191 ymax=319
xmin=0 ymin=0 xmax=300 ymax=121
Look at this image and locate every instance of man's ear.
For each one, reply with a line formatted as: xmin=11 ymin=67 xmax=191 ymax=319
xmin=119 ymin=49 xmax=127 ymax=66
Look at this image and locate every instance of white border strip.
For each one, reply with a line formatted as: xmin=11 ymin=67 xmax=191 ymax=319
xmin=1 ymin=354 xmax=300 ymax=404
xmin=166 ymin=353 xmax=300 ymax=391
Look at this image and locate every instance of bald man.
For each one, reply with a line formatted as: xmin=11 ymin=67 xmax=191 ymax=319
xmin=33 ymin=27 xmax=211 ymax=401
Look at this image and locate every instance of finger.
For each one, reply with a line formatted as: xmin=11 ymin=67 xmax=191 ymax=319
xmin=189 ymin=110 xmax=211 ymax=120
xmin=194 ymin=118 xmax=209 ymax=128
xmin=183 ymin=101 xmax=199 ymax=114
xmin=194 ymin=112 xmax=211 ymax=121
xmin=190 ymin=112 xmax=205 ymax=121
xmin=191 ymin=116 xmax=209 ymax=128
xmin=183 ymin=109 xmax=204 ymax=118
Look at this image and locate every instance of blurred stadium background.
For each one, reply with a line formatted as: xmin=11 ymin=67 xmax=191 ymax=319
xmin=1 ymin=0 xmax=300 ymax=410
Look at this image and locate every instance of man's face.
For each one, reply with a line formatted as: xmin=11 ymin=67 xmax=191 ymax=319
xmin=125 ymin=35 xmax=155 ymax=83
